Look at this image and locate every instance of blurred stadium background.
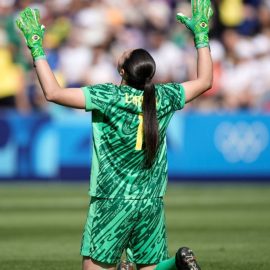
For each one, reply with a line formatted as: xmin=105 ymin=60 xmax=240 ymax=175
xmin=0 ymin=0 xmax=270 ymax=269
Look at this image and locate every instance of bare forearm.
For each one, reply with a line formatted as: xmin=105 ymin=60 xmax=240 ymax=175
xmin=197 ymin=47 xmax=213 ymax=89
xmin=182 ymin=47 xmax=213 ymax=103
xmin=34 ymin=59 xmax=62 ymax=101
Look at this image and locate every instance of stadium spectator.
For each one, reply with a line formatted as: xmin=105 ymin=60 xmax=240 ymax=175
xmin=0 ymin=46 xmax=29 ymax=112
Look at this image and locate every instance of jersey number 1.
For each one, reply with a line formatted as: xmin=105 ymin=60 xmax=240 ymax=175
xmin=135 ymin=114 xmax=143 ymax=150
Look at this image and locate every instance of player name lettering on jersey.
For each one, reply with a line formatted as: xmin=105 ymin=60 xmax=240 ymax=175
xmin=125 ymin=93 xmax=159 ymax=107
xmin=125 ymin=93 xmax=143 ymax=106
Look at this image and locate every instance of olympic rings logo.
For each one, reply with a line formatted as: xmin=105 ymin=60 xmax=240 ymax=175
xmin=214 ymin=122 xmax=269 ymax=163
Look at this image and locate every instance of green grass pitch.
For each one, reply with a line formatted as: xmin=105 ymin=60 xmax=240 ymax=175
xmin=0 ymin=183 xmax=269 ymax=270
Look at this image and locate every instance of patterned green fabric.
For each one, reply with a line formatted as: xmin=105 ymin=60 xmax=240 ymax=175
xmin=16 ymin=8 xmax=46 ymax=60
xmin=81 ymin=197 xmax=169 ymax=264
xmin=176 ymin=0 xmax=213 ymax=48
xmin=82 ymin=83 xmax=185 ymax=199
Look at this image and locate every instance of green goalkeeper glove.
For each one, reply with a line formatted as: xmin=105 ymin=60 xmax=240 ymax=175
xmin=176 ymin=0 xmax=213 ymax=49
xmin=16 ymin=7 xmax=46 ymax=61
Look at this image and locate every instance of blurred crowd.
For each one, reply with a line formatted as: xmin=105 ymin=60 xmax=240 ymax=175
xmin=0 ymin=0 xmax=270 ymax=114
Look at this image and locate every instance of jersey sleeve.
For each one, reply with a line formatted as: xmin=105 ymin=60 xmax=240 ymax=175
xmin=160 ymin=83 xmax=186 ymax=111
xmin=81 ymin=83 xmax=114 ymax=112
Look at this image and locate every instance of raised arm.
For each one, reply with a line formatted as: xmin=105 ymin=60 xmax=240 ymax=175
xmin=177 ymin=0 xmax=213 ymax=103
xmin=16 ymin=8 xmax=85 ymax=109
xmin=34 ymin=59 xmax=85 ymax=108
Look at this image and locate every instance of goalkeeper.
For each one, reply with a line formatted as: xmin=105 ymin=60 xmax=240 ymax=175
xmin=16 ymin=1 xmax=213 ymax=270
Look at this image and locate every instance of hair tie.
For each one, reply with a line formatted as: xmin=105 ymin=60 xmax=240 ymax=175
xmin=145 ymin=77 xmax=152 ymax=84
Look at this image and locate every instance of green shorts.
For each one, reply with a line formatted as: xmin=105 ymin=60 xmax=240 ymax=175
xmin=80 ymin=197 xmax=169 ymax=264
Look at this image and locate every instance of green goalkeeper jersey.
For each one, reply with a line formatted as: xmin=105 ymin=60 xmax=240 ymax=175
xmin=82 ymin=83 xmax=185 ymax=199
